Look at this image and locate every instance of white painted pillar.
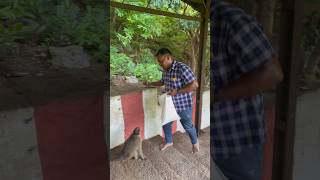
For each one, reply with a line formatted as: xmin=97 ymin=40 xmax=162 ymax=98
xmin=109 ymin=96 xmax=125 ymax=149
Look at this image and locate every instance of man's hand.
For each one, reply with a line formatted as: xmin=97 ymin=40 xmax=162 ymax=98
xmin=143 ymin=81 xmax=149 ymax=86
xmin=143 ymin=81 xmax=154 ymax=88
xmin=170 ymin=80 xmax=198 ymax=95
xmin=143 ymin=80 xmax=164 ymax=88
xmin=167 ymin=89 xmax=178 ymax=96
xmin=216 ymin=56 xmax=283 ymax=102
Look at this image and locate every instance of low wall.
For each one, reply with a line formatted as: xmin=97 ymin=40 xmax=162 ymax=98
xmin=0 ymin=95 xmax=108 ymax=180
xmin=0 ymin=89 xmax=277 ymax=180
xmin=110 ymin=89 xmax=211 ymax=149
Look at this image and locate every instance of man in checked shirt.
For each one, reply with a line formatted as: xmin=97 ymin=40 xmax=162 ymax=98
xmin=211 ymin=1 xmax=283 ymax=180
xmin=144 ymin=48 xmax=200 ymax=153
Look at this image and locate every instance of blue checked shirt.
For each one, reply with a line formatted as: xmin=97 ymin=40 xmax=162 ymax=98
xmin=211 ymin=1 xmax=276 ymax=159
xmin=161 ymin=60 xmax=196 ymax=111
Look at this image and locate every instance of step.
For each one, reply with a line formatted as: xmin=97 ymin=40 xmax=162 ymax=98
xmin=198 ymin=128 xmax=211 ymax=168
xmin=199 ymin=127 xmax=210 ymax=144
xmin=110 ymin=145 xmax=137 ymax=180
xmin=173 ymin=128 xmax=211 ymax=167
xmin=110 ymin=128 xmax=212 ymax=180
xmin=110 ymin=143 xmax=162 ymax=180
xmin=172 ymin=132 xmax=210 ymax=177
xmin=199 ymin=128 xmax=226 ymax=180
xmin=110 ymin=144 xmax=124 ymax=161
xmin=110 ymin=161 xmax=137 ymax=180
xmin=120 ymin=155 xmax=163 ymax=180
xmin=143 ymin=140 xmax=181 ymax=180
xmin=148 ymin=136 xmax=209 ymax=180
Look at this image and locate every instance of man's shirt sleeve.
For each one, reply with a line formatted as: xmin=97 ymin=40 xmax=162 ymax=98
xmin=228 ymin=14 xmax=276 ymax=73
xmin=180 ymin=65 xmax=196 ymax=85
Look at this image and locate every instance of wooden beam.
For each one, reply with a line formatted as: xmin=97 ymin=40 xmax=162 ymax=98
xmin=195 ymin=0 xmax=210 ymax=136
xmin=273 ymin=0 xmax=303 ymax=179
xmin=181 ymin=0 xmax=204 ymax=13
xmin=110 ymin=1 xmax=201 ymax=22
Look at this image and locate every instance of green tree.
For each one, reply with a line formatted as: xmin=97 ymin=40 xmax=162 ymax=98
xmin=110 ymin=0 xmax=209 ymax=85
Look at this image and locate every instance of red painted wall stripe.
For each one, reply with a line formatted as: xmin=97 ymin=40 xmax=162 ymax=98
xmin=121 ymin=92 xmax=145 ymax=140
xmin=192 ymin=96 xmax=196 ymax=125
xmin=172 ymin=121 xmax=177 ymax=134
xmin=262 ymin=105 xmax=275 ymax=180
xmin=34 ymin=95 xmax=108 ymax=180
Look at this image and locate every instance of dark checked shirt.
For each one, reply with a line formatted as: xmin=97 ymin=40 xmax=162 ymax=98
xmin=211 ymin=1 xmax=276 ymax=159
xmin=161 ymin=60 xmax=196 ymax=111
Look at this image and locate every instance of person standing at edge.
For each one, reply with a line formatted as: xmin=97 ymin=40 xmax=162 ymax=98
xmin=211 ymin=1 xmax=283 ymax=180
xmin=144 ymin=48 xmax=200 ymax=153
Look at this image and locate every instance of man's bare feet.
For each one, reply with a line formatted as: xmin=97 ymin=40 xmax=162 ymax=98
xmin=192 ymin=142 xmax=200 ymax=153
xmin=160 ymin=142 xmax=173 ymax=151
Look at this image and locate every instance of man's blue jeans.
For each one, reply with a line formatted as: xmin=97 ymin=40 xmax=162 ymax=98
xmin=213 ymin=145 xmax=263 ymax=180
xmin=162 ymin=108 xmax=198 ymax=144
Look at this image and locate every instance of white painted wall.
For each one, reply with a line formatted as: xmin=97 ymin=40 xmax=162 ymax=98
xmin=293 ymin=89 xmax=320 ymax=180
xmin=201 ymin=91 xmax=211 ymax=129
xmin=0 ymin=108 xmax=43 ymax=180
xmin=109 ymin=96 xmax=125 ymax=149
xmin=143 ymin=89 xmax=163 ymax=139
xmin=109 ymin=90 xmax=210 ymax=149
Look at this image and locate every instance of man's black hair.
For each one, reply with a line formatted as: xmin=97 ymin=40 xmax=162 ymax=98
xmin=156 ymin=48 xmax=172 ymax=56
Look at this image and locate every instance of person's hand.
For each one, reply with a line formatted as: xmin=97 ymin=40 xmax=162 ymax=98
xmin=167 ymin=89 xmax=178 ymax=96
xmin=143 ymin=81 xmax=154 ymax=88
xmin=143 ymin=81 xmax=149 ymax=86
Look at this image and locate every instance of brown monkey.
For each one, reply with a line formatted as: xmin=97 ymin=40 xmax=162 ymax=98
xmin=116 ymin=127 xmax=145 ymax=161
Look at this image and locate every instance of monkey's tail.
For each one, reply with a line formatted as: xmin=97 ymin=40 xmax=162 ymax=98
xmin=113 ymin=154 xmax=129 ymax=162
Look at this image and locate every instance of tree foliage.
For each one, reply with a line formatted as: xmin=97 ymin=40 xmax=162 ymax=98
xmin=110 ymin=45 xmax=135 ymax=76
xmin=110 ymin=0 xmax=209 ymax=85
xmin=0 ymin=0 xmax=106 ymax=61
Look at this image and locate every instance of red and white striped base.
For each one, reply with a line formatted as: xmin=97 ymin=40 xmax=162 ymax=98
xmin=0 ymin=95 xmax=108 ymax=180
xmin=110 ymin=89 xmax=211 ymax=149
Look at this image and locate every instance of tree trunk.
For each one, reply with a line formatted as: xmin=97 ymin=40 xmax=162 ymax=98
xmin=111 ymin=9 xmax=117 ymax=25
xmin=190 ymin=45 xmax=197 ymax=73
xmin=186 ymin=29 xmax=200 ymax=74
xmin=133 ymin=46 xmax=141 ymax=64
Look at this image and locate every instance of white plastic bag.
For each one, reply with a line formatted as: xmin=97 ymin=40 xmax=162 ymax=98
xmin=158 ymin=93 xmax=180 ymax=125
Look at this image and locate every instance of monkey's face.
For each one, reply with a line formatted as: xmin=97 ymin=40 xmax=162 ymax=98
xmin=133 ymin=127 xmax=140 ymax=135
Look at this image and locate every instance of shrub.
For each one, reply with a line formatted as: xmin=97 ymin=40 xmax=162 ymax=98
xmin=134 ymin=63 xmax=162 ymax=82
xmin=110 ymin=46 xmax=135 ymax=76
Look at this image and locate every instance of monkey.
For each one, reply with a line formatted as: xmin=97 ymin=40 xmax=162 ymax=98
xmin=115 ymin=127 xmax=145 ymax=161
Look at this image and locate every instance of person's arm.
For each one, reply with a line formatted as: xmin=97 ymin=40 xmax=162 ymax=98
xmin=215 ymin=56 xmax=283 ymax=102
xmin=143 ymin=80 xmax=164 ymax=87
xmin=168 ymin=64 xmax=198 ymax=96
xmin=168 ymin=80 xmax=198 ymax=96
xmin=214 ymin=12 xmax=283 ymax=102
